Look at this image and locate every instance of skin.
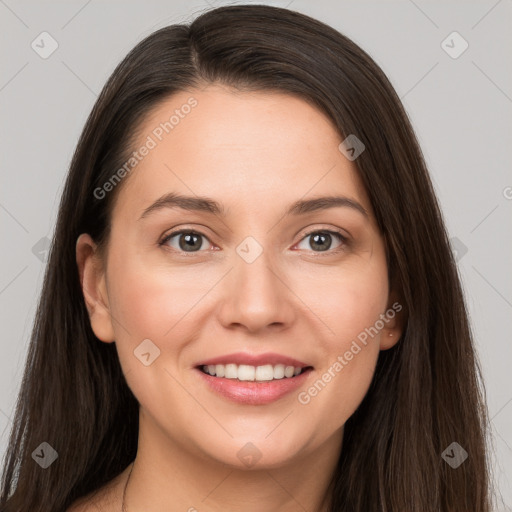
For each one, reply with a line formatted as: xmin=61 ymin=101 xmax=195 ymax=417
xmin=75 ymin=84 xmax=403 ymax=512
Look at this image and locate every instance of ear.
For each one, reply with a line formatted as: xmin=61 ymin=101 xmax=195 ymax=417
xmin=76 ymin=233 xmax=115 ymax=343
xmin=379 ymin=287 xmax=406 ymax=351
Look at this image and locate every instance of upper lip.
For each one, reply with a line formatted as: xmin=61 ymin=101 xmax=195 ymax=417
xmin=196 ymin=352 xmax=311 ymax=368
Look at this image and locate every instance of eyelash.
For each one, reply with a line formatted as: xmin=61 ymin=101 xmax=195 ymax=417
xmin=158 ymin=228 xmax=349 ymax=256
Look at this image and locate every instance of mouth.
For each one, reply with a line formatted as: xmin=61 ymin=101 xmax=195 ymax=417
xmin=194 ymin=354 xmax=314 ymax=405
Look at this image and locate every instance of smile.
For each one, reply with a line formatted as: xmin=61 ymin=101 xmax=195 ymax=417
xmin=195 ymin=357 xmax=313 ymax=405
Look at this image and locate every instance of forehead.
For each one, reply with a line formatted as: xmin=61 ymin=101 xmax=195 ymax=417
xmin=113 ymin=85 xmax=373 ymax=222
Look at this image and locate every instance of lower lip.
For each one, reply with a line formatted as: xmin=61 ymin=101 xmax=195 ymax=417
xmin=196 ymin=368 xmax=313 ymax=405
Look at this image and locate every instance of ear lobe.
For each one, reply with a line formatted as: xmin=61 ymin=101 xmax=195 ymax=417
xmin=379 ymin=321 xmax=401 ymax=350
xmin=379 ymin=291 xmax=406 ymax=351
xmin=76 ymin=233 xmax=115 ymax=343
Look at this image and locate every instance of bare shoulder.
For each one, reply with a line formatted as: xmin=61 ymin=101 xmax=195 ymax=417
xmin=66 ymin=464 xmax=132 ymax=512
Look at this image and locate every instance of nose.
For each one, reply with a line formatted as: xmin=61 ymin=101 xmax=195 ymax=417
xmin=217 ymin=248 xmax=296 ymax=334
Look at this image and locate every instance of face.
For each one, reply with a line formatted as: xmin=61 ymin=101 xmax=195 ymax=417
xmin=77 ymin=84 xmax=402 ymax=470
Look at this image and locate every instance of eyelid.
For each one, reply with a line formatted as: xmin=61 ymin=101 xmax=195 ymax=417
xmin=297 ymin=225 xmax=348 ymax=242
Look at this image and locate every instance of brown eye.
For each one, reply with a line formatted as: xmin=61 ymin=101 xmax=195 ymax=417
xmin=161 ymin=230 xmax=209 ymax=252
xmin=296 ymin=230 xmax=346 ymax=253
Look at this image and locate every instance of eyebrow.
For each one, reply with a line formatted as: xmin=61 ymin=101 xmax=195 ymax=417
xmin=138 ymin=192 xmax=369 ymax=220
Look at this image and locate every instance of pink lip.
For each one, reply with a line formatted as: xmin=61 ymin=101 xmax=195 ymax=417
xmin=196 ymin=367 xmax=313 ymax=405
xmin=195 ymin=352 xmax=310 ymax=368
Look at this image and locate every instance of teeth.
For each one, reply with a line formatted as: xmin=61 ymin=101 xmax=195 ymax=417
xmin=274 ymin=364 xmax=285 ymax=379
xmin=225 ymin=364 xmax=237 ymax=379
xmin=238 ymin=365 xmax=255 ymax=381
xmin=201 ymin=363 xmax=305 ymax=381
xmin=255 ymin=365 xmax=274 ymax=381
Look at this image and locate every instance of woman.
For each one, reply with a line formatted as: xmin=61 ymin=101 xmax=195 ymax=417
xmin=0 ymin=4 xmax=492 ymax=511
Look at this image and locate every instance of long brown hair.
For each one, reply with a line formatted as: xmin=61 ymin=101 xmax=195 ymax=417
xmin=0 ymin=5 xmax=492 ymax=511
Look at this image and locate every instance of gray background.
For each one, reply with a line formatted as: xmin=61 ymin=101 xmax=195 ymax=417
xmin=1 ymin=0 xmax=511 ymax=508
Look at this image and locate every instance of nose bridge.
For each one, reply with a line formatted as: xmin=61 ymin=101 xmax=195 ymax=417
xmin=220 ymin=237 xmax=294 ymax=331
xmin=236 ymin=249 xmax=278 ymax=298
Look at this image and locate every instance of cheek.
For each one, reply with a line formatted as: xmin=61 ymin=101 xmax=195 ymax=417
xmin=293 ymin=251 xmax=389 ymax=346
xmin=105 ymin=256 xmax=213 ymax=413
xmin=107 ymin=253 xmax=217 ymax=342
xmin=294 ymin=256 xmax=388 ymax=427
